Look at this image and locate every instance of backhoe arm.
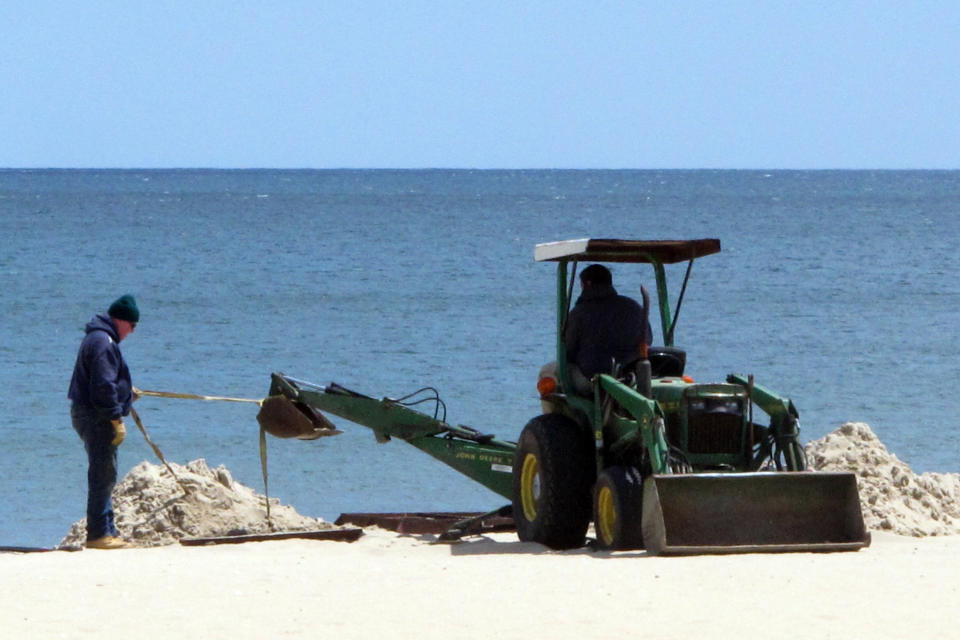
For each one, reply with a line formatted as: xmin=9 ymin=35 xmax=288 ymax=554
xmin=266 ymin=373 xmax=518 ymax=498
xmin=596 ymin=375 xmax=672 ymax=474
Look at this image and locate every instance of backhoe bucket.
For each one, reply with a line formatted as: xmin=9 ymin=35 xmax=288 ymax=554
xmin=256 ymin=395 xmax=341 ymax=440
xmin=641 ymin=472 xmax=871 ymax=555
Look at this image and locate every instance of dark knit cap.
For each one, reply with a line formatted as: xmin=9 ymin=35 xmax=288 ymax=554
xmin=108 ymin=294 xmax=140 ymax=323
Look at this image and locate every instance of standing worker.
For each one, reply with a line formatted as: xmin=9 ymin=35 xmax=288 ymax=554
xmin=68 ymin=294 xmax=140 ymax=549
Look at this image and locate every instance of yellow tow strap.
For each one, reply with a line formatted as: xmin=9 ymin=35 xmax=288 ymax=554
xmin=134 ymin=387 xmax=272 ymax=521
xmin=135 ymin=388 xmax=263 ymax=405
xmin=129 ymin=407 xmax=190 ymax=496
xmin=260 ymin=424 xmax=271 ymax=522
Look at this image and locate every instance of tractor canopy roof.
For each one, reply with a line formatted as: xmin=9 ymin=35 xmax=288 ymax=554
xmin=534 ymin=238 xmax=721 ymax=264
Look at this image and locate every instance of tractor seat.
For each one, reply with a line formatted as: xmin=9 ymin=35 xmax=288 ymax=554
xmin=647 ymin=347 xmax=686 ymax=377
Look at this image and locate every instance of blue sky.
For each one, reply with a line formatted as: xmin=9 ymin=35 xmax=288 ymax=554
xmin=3 ymin=2 xmax=958 ymax=169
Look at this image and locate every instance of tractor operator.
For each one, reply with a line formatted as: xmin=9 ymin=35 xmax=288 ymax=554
xmin=563 ymin=264 xmax=651 ymax=395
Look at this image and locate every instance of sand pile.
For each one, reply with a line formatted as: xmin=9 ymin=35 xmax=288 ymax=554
xmin=806 ymin=422 xmax=960 ymax=536
xmin=60 ymin=424 xmax=958 ymax=548
xmin=61 ymin=459 xmax=335 ymax=548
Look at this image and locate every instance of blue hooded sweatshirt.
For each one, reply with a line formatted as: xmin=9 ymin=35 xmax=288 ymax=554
xmin=68 ymin=313 xmax=133 ymax=420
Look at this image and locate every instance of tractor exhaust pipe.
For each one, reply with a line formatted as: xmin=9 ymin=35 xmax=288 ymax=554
xmin=637 ymin=285 xmax=652 ymax=397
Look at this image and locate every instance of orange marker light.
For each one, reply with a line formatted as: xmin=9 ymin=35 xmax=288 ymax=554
xmin=537 ymin=376 xmax=557 ymax=397
xmin=682 ymin=375 xmax=695 ymax=383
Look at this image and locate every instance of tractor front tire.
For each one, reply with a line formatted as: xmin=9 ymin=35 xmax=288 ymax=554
xmin=512 ymin=414 xmax=595 ymax=550
xmin=593 ymin=466 xmax=645 ymax=550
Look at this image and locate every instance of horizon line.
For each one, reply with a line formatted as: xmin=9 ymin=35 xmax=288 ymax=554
xmin=1 ymin=166 xmax=958 ymax=172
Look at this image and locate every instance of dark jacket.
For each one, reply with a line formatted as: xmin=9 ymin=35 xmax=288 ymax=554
xmin=68 ymin=313 xmax=133 ymax=420
xmin=564 ymin=284 xmax=651 ymax=379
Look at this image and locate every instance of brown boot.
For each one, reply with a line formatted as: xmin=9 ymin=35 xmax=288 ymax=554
xmin=85 ymin=536 xmax=132 ymax=549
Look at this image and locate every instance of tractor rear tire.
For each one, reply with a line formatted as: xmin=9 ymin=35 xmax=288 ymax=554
xmin=593 ymin=466 xmax=645 ymax=550
xmin=512 ymin=414 xmax=595 ymax=550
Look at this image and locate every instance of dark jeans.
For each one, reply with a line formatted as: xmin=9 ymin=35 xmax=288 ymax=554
xmin=71 ymin=404 xmax=119 ymax=540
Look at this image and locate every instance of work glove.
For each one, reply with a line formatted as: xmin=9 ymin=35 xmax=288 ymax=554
xmin=110 ymin=419 xmax=126 ymax=446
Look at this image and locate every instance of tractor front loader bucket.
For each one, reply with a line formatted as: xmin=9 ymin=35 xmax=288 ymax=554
xmin=641 ymin=472 xmax=871 ymax=555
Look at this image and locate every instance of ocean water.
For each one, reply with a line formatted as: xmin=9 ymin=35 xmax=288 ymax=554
xmin=2 ymin=169 xmax=958 ymax=548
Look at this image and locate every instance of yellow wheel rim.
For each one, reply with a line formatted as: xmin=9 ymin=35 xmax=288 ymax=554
xmin=520 ymin=453 xmax=541 ymax=522
xmin=597 ymin=485 xmax=616 ymax=547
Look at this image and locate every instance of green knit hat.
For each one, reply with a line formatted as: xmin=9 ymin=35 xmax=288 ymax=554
xmin=108 ymin=294 xmax=140 ymax=323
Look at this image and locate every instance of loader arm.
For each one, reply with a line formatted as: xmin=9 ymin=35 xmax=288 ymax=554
xmin=726 ymin=373 xmax=806 ymax=471
xmin=596 ymin=374 xmax=671 ymax=474
xmin=266 ymin=373 xmax=518 ymax=499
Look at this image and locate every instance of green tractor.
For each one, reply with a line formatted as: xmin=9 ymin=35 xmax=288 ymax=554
xmin=261 ymin=238 xmax=870 ymax=554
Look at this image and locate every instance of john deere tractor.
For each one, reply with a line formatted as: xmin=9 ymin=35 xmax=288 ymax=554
xmin=261 ymin=238 xmax=869 ymax=554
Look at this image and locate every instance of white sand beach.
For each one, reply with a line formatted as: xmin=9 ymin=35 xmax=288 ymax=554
xmin=3 ymin=528 xmax=958 ymax=640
